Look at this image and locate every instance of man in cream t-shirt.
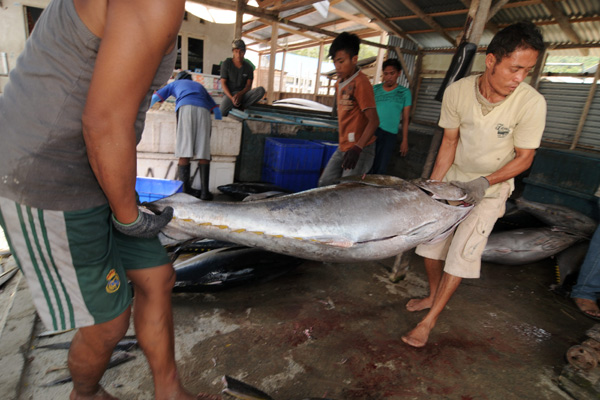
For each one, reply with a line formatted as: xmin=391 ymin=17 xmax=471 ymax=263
xmin=402 ymin=22 xmax=547 ymax=348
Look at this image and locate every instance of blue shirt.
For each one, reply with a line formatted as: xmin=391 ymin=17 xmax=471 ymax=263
xmin=154 ymin=80 xmax=217 ymax=112
xmin=374 ymin=84 xmax=412 ymax=134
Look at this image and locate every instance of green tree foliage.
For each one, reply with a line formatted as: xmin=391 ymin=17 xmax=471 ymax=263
xmin=292 ymin=42 xmax=379 ymax=63
xmin=544 ymin=56 xmax=599 ymax=74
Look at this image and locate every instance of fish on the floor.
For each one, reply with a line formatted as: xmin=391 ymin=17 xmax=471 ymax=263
xmin=145 ymin=175 xmax=472 ymax=263
xmin=221 ymin=375 xmax=335 ymax=400
xmin=173 ymin=246 xmax=303 ymax=291
xmin=36 ymin=337 xmax=138 ymax=352
xmin=218 ymin=182 xmax=292 ymax=201
xmin=550 ymin=240 xmax=590 ymax=296
xmin=0 ymin=267 xmax=18 ymax=288
xmin=482 ymin=227 xmax=584 ymax=265
xmin=515 ymin=198 xmax=597 ymax=237
xmin=166 ymin=238 xmax=237 ymax=261
xmin=41 ymin=351 xmax=135 ymax=387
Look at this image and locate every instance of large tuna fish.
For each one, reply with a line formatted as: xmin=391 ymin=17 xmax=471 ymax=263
xmin=515 ymin=198 xmax=597 ymax=237
xmin=145 ymin=175 xmax=472 ymax=263
xmin=482 ymin=227 xmax=583 ymax=265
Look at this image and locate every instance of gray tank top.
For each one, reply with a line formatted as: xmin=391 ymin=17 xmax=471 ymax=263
xmin=0 ymin=0 xmax=176 ymax=210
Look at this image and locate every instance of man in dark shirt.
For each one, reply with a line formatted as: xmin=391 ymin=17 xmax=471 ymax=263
xmin=220 ymin=39 xmax=265 ymax=116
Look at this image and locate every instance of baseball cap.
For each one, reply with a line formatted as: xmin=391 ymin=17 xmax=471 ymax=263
xmin=232 ymin=39 xmax=246 ymax=51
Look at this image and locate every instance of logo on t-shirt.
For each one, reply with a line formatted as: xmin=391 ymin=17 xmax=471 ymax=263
xmin=495 ymin=124 xmax=510 ymax=138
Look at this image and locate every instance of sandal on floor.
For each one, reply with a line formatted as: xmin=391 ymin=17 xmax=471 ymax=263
xmin=574 ymin=298 xmax=600 ymax=321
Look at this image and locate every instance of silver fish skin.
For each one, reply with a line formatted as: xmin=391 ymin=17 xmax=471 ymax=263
xmin=482 ymin=227 xmax=583 ymax=265
xmin=146 ymin=176 xmax=472 ymax=263
xmin=515 ymin=198 xmax=597 ymax=237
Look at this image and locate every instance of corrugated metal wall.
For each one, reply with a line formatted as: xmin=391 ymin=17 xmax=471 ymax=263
xmin=411 ymin=78 xmax=600 ymax=152
xmin=538 ymin=81 xmax=600 ymax=151
xmin=412 ymin=78 xmax=443 ymax=125
xmin=387 ymin=36 xmax=418 ymax=89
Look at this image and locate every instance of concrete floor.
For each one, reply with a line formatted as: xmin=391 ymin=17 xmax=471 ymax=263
xmin=5 ymin=247 xmax=593 ymax=400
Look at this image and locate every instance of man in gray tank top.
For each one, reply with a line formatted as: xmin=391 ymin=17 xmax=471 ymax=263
xmin=0 ymin=0 xmax=219 ymax=398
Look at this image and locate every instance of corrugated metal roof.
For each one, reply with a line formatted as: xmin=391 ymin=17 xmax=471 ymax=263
xmin=243 ymin=0 xmax=600 ymax=53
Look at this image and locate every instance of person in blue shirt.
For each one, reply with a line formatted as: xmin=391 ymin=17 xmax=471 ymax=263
xmin=370 ymin=58 xmax=412 ymax=175
xmin=151 ymin=71 xmax=222 ymax=200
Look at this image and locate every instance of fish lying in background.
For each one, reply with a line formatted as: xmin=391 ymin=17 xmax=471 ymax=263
xmin=515 ymin=198 xmax=597 ymax=237
xmin=173 ymin=246 xmax=303 ymax=291
xmin=551 ymin=240 xmax=590 ymax=295
xmin=222 ymin=375 xmax=334 ymax=400
xmin=482 ymin=227 xmax=583 ymax=265
xmin=146 ymin=176 xmax=472 ymax=263
xmin=218 ymin=182 xmax=292 ymax=201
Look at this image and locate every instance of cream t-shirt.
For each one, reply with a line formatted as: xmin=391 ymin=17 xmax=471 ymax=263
xmin=439 ymin=75 xmax=547 ymax=197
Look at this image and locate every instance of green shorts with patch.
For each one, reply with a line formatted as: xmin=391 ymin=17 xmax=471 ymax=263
xmin=0 ymin=196 xmax=170 ymax=332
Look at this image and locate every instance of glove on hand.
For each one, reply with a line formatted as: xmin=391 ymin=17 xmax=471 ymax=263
xmin=112 ymin=207 xmax=174 ymax=239
xmin=342 ymin=145 xmax=362 ymax=170
xmin=450 ymin=176 xmax=490 ymax=205
xmin=213 ymin=107 xmax=222 ymax=120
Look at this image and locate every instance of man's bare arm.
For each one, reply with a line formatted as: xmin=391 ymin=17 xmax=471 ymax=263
xmin=81 ymin=0 xmax=185 ymax=223
xmin=485 ymin=147 xmax=536 ymax=186
xmin=429 ymin=127 xmax=459 ymax=181
xmin=356 ymin=108 xmax=379 ymax=148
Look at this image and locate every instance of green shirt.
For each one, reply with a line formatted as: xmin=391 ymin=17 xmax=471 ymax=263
xmin=374 ymin=83 xmax=412 ymax=134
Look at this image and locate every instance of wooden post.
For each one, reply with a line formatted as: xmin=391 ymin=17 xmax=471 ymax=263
xmin=267 ymin=23 xmax=278 ymax=105
xmin=394 ymin=47 xmax=414 ymax=88
xmin=313 ymin=42 xmax=324 ymax=101
xmin=279 ymin=49 xmax=287 ymax=99
xmin=530 ymin=48 xmax=549 ymax=90
xmin=374 ymin=32 xmax=387 ymax=85
xmin=570 ymin=65 xmax=600 ymax=150
xmin=234 ymin=0 xmax=246 ymax=40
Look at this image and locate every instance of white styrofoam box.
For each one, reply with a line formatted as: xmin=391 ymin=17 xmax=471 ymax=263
xmin=137 ymin=153 xmax=179 ymax=180
xmin=137 ymin=111 xmax=177 ymax=154
xmin=191 ymin=156 xmax=236 ymax=192
xmin=210 ymin=118 xmax=243 ymax=156
xmin=138 ymin=111 xmax=242 ymax=157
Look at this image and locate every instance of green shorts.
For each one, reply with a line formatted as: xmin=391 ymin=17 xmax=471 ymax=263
xmin=0 ymin=196 xmax=170 ymax=332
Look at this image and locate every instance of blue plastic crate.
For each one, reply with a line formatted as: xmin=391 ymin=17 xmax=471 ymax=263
xmin=261 ymin=166 xmax=321 ymax=192
xmin=311 ymin=140 xmax=338 ymax=169
xmin=135 ymin=177 xmax=183 ymax=203
xmin=263 ymin=137 xmax=324 ymax=172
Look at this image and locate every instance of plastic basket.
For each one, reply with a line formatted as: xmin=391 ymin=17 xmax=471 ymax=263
xmin=263 ymin=137 xmax=324 ymax=172
xmin=261 ymin=166 xmax=320 ymax=192
xmin=136 ymin=177 xmax=183 ymax=203
xmin=311 ymin=140 xmax=338 ymax=169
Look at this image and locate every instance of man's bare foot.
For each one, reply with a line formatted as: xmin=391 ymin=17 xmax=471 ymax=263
xmin=401 ymin=322 xmax=433 ymax=348
xmin=70 ymin=386 xmax=119 ymax=400
xmin=406 ymin=297 xmax=433 ymax=312
xmin=574 ymin=298 xmax=600 ymax=320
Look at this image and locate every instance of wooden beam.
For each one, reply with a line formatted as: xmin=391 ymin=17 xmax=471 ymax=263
xmin=570 ymin=64 xmax=600 ymax=150
xmin=540 ymin=0 xmax=588 ymax=56
xmin=260 ymin=18 xmax=322 ymax=41
xmin=349 ymin=0 xmax=413 ymax=42
xmin=398 ymin=0 xmax=455 ymax=46
xmin=328 ymin=6 xmax=383 ymax=32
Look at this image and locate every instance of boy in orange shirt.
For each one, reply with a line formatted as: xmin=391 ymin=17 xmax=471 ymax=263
xmin=318 ymin=32 xmax=379 ymax=187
